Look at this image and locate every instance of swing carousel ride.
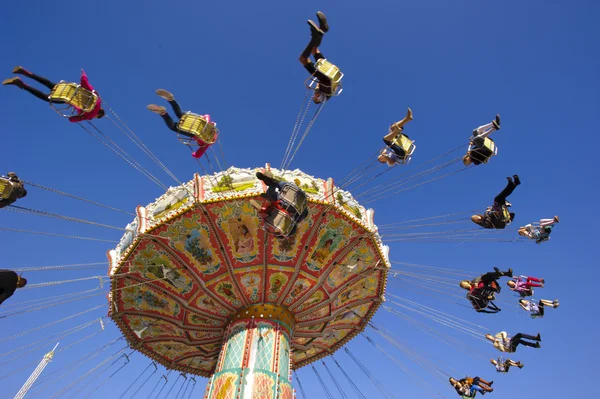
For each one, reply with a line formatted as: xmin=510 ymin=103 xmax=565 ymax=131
xmin=108 ymin=167 xmax=388 ymax=397
xmin=0 ymin=9 xmax=566 ymax=399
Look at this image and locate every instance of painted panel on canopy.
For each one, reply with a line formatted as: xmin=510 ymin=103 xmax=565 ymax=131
xmin=331 ymin=272 xmax=381 ymax=311
xmin=188 ymin=330 xmax=224 ymax=342
xmin=117 ymin=277 xmax=184 ymax=321
xmin=327 ymin=302 xmax=373 ymax=328
xmin=189 ymin=290 xmax=230 ymax=317
xmin=184 ymin=311 xmax=226 ymax=329
xmin=303 ymin=212 xmax=361 ymax=276
xmin=233 ymin=267 xmax=263 ymax=304
xmin=178 ymin=356 xmax=217 ymax=373
xmin=267 ymin=204 xmax=322 ymax=267
xmin=281 ymin=271 xmax=317 ymax=307
xmin=292 ymin=337 xmax=311 ymax=346
xmin=312 ymin=328 xmax=354 ymax=348
xmin=203 ymin=273 xmax=245 ymax=308
xmin=122 ymin=314 xmax=186 ymax=340
xmin=198 ymin=341 xmax=223 ymax=356
xmin=147 ymin=185 xmax=193 ymax=222
xmin=295 ymin=322 xmax=326 ymax=334
xmin=205 ymin=201 xmax=264 ymax=267
xmin=264 ymin=266 xmax=294 ymax=303
xmin=293 ymin=347 xmax=324 ymax=363
xmin=324 ymin=239 xmax=379 ymax=293
xmin=291 ymin=287 xmax=329 ymax=313
xmin=125 ymin=240 xmax=198 ymax=301
xmin=296 ymin=302 xmax=331 ymax=322
xmin=145 ymin=340 xmax=200 ymax=362
xmin=154 ymin=209 xmax=225 ymax=280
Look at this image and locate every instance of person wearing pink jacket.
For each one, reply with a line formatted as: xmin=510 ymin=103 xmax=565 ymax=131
xmin=2 ymin=66 xmax=105 ymax=122
xmin=147 ymin=89 xmax=217 ymax=159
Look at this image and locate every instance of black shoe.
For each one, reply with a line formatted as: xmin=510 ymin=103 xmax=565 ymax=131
xmin=307 ymin=20 xmax=324 ymax=38
xmin=489 ymin=381 xmax=494 ymax=387
xmin=535 ymin=342 xmax=541 ymax=348
xmin=316 ymin=11 xmax=329 ymax=32
xmin=494 ymin=114 xmax=500 ymax=130
xmin=494 ymin=267 xmax=501 ymax=274
xmin=506 ymin=176 xmax=514 ymax=184
xmin=535 ymin=333 xmax=541 ymax=341
xmin=513 ymin=175 xmax=521 ymax=185
xmin=506 ymin=268 xmax=513 ymax=277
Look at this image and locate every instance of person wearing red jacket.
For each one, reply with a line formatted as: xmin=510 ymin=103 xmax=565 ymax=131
xmin=2 ymin=66 xmax=105 ymax=122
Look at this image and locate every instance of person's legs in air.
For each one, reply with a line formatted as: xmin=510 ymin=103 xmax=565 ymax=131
xmin=473 ymin=377 xmax=493 ymax=388
xmin=526 ymin=276 xmax=544 ymax=287
xmin=540 ymin=217 xmax=559 ymax=227
xmin=2 ymin=77 xmax=59 ymax=103
xmin=539 ymin=299 xmax=559 ymax=309
xmin=493 ymin=175 xmax=521 ymax=205
xmin=147 ymin=105 xmax=183 ymax=134
xmin=511 ymin=333 xmax=541 ymax=350
xmin=472 ymin=114 xmax=501 ymax=138
xmin=385 ymin=108 xmax=414 ymax=139
xmin=156 ymin=89 xmax=184 ymax=118
xmin=12 ymin=66 xmax=57 ymax=89
xmin=299 ymin=20 xmax=324 ymax=69
xmin=480 ymin=267 xmax=513 ymax=284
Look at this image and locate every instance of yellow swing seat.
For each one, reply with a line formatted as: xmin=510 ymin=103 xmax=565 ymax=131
xmin=265 ymin=208 xmax=296 ymax=238
xmin=177 ymin=112 xmax=219 ymax=145
xmin=486 ymin=205 xmax=512 ymax=225
xmin=49 ymin=82 xmax=99 ymax=117
xmin=305 ymin=58 xmax=344 ymax=96
xmin=468 ymin=137 xmax=497 ymax=164
xmin=390 ymin=133 xmax=416 ymax=164
xmin=277 ymin=184 xmax=308 ymax=219
xmin=0 ymin=178 xmax=13 ymax=200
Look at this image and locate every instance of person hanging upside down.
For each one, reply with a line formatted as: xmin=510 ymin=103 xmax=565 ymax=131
xmin=486 ymin=331 xmax=541 ymax=353
xmin=2 ymin=67 xmax=105 ymax=122
xmin=0 ymin=270 xmax=27 ymax=306
xmin=0 ymin=172 xmax=27 ymax=209
xmin=254 ymin=171 xmax=308 ymax=237
xmin=507 ymin=275 xmax=544 ymax=297
xmin=378 ymin=108 xmax=415 ymax=166
xmin=299 ymin=11 xmax=339 ymax=104
xmin=147 ymin=89 xmax=217 ymax=159
xmin=460 ymin=268 xmax=513 ymax=313
xmin=463 ymin=115 xmax=501 ymax=166
xmin=449 ymin=377 xmax=493 ymax=397
xmin=518 ymin=216 xmax=559 ymax=244
xmin=471 ymin=175 xmax=521 ymax=229
xmin=490 ymin=357 xmax=523 ymax=373
xmin=519 ymin=298 xmax=559 ymax=319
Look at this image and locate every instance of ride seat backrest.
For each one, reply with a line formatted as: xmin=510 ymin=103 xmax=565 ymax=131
xmin=177 ymin=113 xmax=218 ymax=145
xmin=470 ymin=137 xmax=496 ymax=163
xmin=265 ymin=208 xmax=295 ymax=237
xmin=49 ymin=83 xmax=98 ymax=112
xmin=392 ymin=133 xmax=415 ymax=155
xmin=278 ymin=184 xmax=308 ymax=219
xmin=314 ymin=58 xmax=343 ymax=93
xmin=0 ymin=178 xmax=13 ymax=200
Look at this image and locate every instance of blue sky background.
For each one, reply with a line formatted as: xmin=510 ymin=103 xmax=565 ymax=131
xmin=1 ymin=0 xmax=598 ymax=397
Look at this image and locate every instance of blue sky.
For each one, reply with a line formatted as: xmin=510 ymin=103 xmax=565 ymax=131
xmin=1 ymin=0 xmax=598 ymax=397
